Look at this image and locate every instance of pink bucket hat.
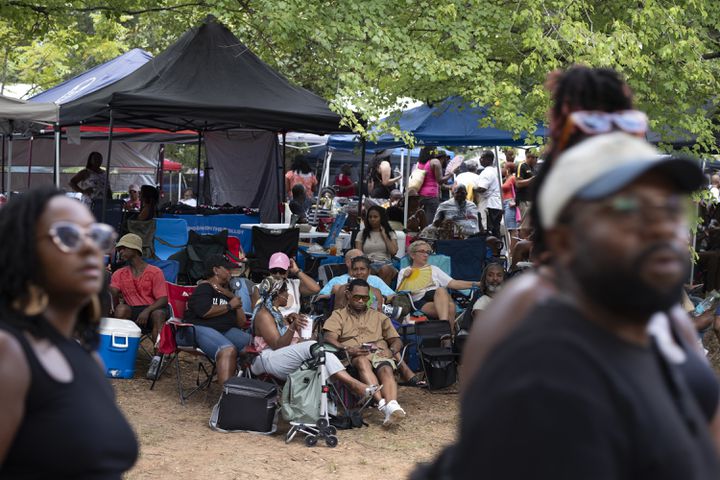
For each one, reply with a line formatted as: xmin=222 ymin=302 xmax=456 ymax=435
xmin=268 ymin=252 xmax=290 ymax=270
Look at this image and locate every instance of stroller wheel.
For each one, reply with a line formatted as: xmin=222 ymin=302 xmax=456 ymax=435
xmin=317 ymin=418 xmax=329 ymax=429
xmin=327 ymin=425 xmax=337 ymax=436
xmin=305 ymin=435 xmax=318 ymax=447
xmin=326 ymin=435 xmax=338 ymax=448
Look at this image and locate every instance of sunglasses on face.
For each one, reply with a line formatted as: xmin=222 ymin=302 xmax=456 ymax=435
xmin=351 ymin=294 xmax=370 ymax=302
xmin=270 ymin=268 xmax=288 ymax=275
xmin=569 ymin=110 xmax=648 ymax=135
xmin=47 ymin=221 xmax=117 ymax=253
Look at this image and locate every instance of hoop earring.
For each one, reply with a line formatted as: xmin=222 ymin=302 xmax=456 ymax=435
xmin=12 ymin=284 xmax=49 ymax=316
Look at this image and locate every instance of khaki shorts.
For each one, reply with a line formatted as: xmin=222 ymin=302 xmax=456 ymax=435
xmin=370 ymin=352 xmax=397 ymax=371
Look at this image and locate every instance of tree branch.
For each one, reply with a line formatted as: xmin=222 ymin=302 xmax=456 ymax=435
xmin=6 ymin=1 xmax=210 ymax=16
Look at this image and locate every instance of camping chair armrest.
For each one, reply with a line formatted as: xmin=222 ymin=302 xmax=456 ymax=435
xmin=169 ymin=321 xmax=199 ymax=349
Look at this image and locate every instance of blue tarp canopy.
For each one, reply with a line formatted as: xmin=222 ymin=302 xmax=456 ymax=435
xmin=328 ymin=96 xmax=547 ymax=150
xmin=29 ymin=48 xmax=153 ymax=105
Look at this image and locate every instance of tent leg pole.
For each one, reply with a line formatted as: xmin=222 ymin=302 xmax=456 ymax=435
xmin=281 ymin=132 xmax=287 ymax=205
xmin=357 ymin=139 xmax=367 ymax=226
xmin=102 ymin=112 xmax=114 ymax=223
xmin=26 ymin=137 xmax=33 ymax=189
xmin=54 ymin=123 xmax=61 ymax=188
xmin=7 ymin=134 xmax=13 ymax=196
xmin=195 ymin=131 xmax=202 ymax=213
xmin=1 ymin=135 xmax=5 ymax=195
xmin=157 ymin=144 xmax=165 ymax=189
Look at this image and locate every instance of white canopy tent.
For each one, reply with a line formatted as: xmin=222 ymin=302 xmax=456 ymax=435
xmin=0 ymin=95 xmax=61 ymax=193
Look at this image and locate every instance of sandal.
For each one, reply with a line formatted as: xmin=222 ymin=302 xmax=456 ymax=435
xmin=361 ymin=384 xmax=383 ymax=403
xmin=399 ymin=375 xmax=427 ymax=388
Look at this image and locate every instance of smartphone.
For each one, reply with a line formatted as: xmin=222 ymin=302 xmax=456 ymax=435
xmin=362 ymin=343 xmax=378 ymax=352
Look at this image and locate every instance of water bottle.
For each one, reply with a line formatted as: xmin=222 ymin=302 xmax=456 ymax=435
xmin=693 ymin=290 xmax=720 ymax=317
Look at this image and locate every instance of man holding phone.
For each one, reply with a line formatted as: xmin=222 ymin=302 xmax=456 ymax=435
xmin=323 ymin=279 xmax=406 ymax=426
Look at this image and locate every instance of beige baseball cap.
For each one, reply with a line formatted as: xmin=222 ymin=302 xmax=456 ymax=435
xmin=538 ymin=132 xmax=704 ymax=229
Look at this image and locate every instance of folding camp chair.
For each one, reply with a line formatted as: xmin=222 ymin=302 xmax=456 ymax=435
xmin=246 ymin=226 xmax=300 ymax=282
xmin=154 ymin=218 xmax=189 ymax=260
xmin=318 ymin=263 xmax=348 ymax=286
xmin=414 ymin=320 xmax=460 ymax=392
xmin=434 ymin=236 xmax=486 ymax=281
xmin=150 ymin=282 xmax=218 ymax=405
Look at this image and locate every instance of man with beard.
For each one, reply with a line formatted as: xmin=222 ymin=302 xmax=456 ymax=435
xmin=471 ymin=263 xmax=506 ymax=318
xmin=422 ymin=133 xmax=720 ymax=479
xmin=432 ymin=184 xmax=480 ymax=237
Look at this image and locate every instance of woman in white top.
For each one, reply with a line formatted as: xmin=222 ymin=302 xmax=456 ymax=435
xmin=356 ymin=206 xmax=398 ymax=286
xmin=397 ymin=240 xmax=478 ymax=328
xmin=251 ymin=277 xmax=380 ymax=403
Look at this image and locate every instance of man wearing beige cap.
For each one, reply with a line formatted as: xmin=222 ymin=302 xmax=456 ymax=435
xmin=109 ymin=233 xmax=169 ymax=378
xmin=417 ymin=133 xmax=720 ymax=479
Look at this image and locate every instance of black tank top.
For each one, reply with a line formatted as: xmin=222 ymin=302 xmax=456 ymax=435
xmin=0 ymin=320 xmax=138 ymax=479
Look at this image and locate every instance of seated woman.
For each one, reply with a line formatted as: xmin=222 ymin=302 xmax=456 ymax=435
xmin=355 ymin=206 xmax=398 ymax=286
xmin=250 ymin=277 xmax=379 ymax=399
xmin=397 ymin=240 xmax=479 ymax=328
xmin=177 ymin=255 xmax=252 ymax=385
xmin=137 ymin=185 xmax=159 ymax=221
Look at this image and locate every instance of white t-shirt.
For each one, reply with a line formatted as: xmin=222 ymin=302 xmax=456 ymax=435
xmin=477 ymin=166 xmax=502 ymax=210
xmin=397 ymin=264 xmax=453 ymax=302
xmin=455 ymin=171 xmax=481 ymax=190
xmin=472 ymin=295 xmax=493 ymax=312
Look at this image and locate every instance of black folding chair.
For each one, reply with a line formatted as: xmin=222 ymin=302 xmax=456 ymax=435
xmin=246 ymin=227 xmax=300 ymax=282
xmin=414 ymin=320 xmax=460 ymax=392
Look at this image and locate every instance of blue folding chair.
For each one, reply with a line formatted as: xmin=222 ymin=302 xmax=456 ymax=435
xmin=145 ymin=258 xmax=180 ymax=283
xmin=154 ymin=218 xmax=189 ymax=260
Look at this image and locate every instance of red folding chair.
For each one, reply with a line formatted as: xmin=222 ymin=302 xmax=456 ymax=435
xmin=150 ymin=282 xmax=218 ymax=405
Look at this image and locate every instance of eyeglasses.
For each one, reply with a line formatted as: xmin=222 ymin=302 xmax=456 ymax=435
xmin=590 ymin=193 xmax=692 ymax=227
xmin=351 ymin=294 xmax=370 ymax=302
xmin=47 ymin=221 xmax=117 ymax=253
xmin=270 ymin=268 xmax=287 ymax=274
xmin=413 ymin=250 xmax=433 ymax=255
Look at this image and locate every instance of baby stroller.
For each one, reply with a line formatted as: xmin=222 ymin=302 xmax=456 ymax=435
xmin=282 ymin=342 xmax=340 ymax=447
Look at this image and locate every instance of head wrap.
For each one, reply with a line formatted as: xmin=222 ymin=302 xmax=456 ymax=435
xmin=251 ymin=276 xmax=288 ymax=335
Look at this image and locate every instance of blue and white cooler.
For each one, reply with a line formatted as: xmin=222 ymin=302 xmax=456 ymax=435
xmin=98 ymin=317 xmax=142 ymax=379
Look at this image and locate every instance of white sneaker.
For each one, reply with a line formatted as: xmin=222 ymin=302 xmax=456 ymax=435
xmin=382 ymin=400 xmax=406 ymax=426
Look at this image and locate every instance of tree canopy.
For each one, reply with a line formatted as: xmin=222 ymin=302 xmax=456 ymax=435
xmin=2 ymin=0 xmax=719 ymax=150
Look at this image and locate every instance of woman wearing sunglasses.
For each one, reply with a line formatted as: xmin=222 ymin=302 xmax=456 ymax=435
xmin=0 ymin=186 xmax=137 ymax=478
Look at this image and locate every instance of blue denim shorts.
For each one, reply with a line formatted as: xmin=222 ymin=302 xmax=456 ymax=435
xmin=176 ymin=325 xmax=251 ymax=360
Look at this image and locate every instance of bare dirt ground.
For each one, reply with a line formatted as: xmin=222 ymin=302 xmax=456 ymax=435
xmin=118 ymin=333 xmax=720 ymax=480
xmin=116 ymin=348 xmax=458 ymax=480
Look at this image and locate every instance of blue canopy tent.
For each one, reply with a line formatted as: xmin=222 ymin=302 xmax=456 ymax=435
xmin=327 ymin=96 xmax=547 ymax=151
xmin=29 ymin=48 xmax=153 ymax=105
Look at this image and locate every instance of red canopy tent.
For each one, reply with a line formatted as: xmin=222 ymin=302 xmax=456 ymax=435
xmin=163 ymin=158 xmax=182 ymax=171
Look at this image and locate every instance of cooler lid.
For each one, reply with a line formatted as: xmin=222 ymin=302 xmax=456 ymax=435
xmin=223 ymin=376 xmax=277 ymax=398
xmin=99 ymin=317 xmax=142 ymax=338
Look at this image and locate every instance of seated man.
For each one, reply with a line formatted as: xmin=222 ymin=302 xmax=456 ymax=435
xmin=397 ymin=240 xmax=478 ymax=328
xmin=324 ymin=279 xmax=407 ymax=426
xmin=432 ymin=184 xmax=480 ymax=238
xmin=123 ymin=184 xmax=140 ymax=211
xmin=471 ymin=263 xmax=506 ymax=322
xmin=251 ymin=252 xmax=320 ymax=316
xmin=318 ymin=249 xmax=396 ymax=316
xmin=109 ymin=233 xmax=169 ymax=378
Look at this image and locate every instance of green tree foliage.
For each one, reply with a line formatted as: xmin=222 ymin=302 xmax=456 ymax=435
xmin=2 ymin=0 xmax=719 ymax=150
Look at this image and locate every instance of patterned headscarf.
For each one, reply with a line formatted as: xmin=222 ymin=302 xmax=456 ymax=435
xmin=251 ymin=276 xmax=288 ymax=335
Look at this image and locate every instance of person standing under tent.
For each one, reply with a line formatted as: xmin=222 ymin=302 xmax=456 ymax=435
xmin=334 ymin=163 xmax=356 ymax=198
xmin=476 ymin=151 xmax=503 ymax=237
xmin=69 ymin=151 xmax=110 ymax=206
xmin=416 ymin=147 xmax=455 ymax=225
xmin=368 ymin=151 xmax=402 ymax=199
xmin=285 ymin=156 xmax=318 ymax=199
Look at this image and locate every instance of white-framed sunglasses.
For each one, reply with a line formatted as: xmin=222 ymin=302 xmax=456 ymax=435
xmin=47 ymin=221 xmax=117 ymax=253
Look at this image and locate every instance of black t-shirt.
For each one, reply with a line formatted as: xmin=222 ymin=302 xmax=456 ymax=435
xmin=514 ymin=162 xmax=534 ymax=202
xmin=436 ymin=300 xmax=720 ymax=480
xmin=184 ymin=282 xmax=238 ymax=333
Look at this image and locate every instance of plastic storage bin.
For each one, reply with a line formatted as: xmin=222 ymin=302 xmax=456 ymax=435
xmin=98 ymin=317 xmax=142 ymax=379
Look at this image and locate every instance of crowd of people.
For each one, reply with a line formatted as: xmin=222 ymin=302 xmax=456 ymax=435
xmin=2 ymin=64 xmax=720 ymax=480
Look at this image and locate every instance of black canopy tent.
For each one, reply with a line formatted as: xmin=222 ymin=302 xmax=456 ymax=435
xmin=58 ymin=16 xmax=359 ymax=221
